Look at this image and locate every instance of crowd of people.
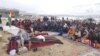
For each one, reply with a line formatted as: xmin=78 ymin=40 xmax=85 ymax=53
xmin=9 ymin=16 xmax=100 ymax=48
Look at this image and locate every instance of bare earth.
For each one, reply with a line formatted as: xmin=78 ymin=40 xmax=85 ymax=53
xmin=0 ymin=31 xmax=100 ymax=56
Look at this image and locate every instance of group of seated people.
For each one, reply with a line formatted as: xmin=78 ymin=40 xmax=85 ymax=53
xmin=67 ymin=24 xmax=100 ymax=48
xmin=9 ymin=17 xmax=100 ymax=49
xmin=10 ymin=17 xmax=69 ymax=34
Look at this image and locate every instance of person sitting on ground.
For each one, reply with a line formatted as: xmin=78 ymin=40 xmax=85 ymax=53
xmin=17 ymin=29 xmax=31 ymax=47
xmin=95 ymin=30 xmax=100 ymax=48
xmin=81 ymin=28 xmax=89 ymax=43
xmin=88 ymin=29 xmax=96 ymax=46
xmin=74 ymin=29 xmax=81 ymax=41
xmin=63 ymin=23 xmax=69 ymax=33
xmin=23 ymin=20 xmax=32 ymax=33
xmin=7 ymin=36 xmax=18 ymax=54
xmin=67 ymin=27 xmax=75 ymax=39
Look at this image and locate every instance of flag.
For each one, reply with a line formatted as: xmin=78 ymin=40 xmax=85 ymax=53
xmin=7 ymin=10 xmax=13 ymax=26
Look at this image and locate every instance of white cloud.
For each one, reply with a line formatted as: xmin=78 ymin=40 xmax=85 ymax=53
xmin=0 ymin=0 xmax=100 ymax=15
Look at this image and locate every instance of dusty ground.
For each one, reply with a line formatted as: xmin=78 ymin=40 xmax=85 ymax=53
xmin=0 ymin=31 xmax=100 ymax=56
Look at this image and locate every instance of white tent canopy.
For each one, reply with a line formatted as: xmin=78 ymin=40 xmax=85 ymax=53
xmin=2 ymin=26 xmax=20 ymax=35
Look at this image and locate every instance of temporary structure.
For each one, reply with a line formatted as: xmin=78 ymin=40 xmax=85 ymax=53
xmin=2 ymin=26 xmax=20 ymax=35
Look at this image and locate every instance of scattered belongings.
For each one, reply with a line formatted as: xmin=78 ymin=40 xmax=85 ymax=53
xmin=6 ymin=34 xmax=63 ymax=55
xmin=25 ymin=36 xmax=63 ymax=49
xmin=36 ymin=35 xmax=46 ymax=42
xmin=18 ymin=46 xmax=28 ymax=55
xmin=47 ymin=32 xmax=59 ymax=36
xmin=33 ymin=31 xmax=48 ymax=36
xmin=62 ymin=34 xmax=69 ymax=38
xmin=9 ymin=49 xmax=17 ymax=56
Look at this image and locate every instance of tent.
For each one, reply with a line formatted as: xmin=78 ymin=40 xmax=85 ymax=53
xmin=2 ymin=26 xmax=20 ymax=35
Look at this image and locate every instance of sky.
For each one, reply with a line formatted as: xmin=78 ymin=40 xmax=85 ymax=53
xmin=0 ymin=0 xmax=100 ymax=15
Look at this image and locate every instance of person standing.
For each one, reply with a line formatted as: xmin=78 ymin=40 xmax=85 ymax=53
xmin=0 ymin=15 xmax=2 ymax=24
